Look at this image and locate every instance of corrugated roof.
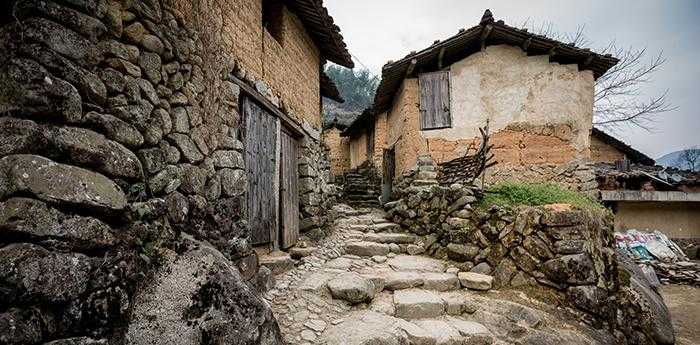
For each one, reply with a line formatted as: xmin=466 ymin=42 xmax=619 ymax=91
xmin=288 ymin=0 xmax=354 ymax=68
xmin=370 ymin=9 xmax=619 ymax=115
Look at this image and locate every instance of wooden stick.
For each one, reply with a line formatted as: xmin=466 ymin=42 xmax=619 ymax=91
xmin=480 ymin=25 xmax=493 ymax=51
xmin=405 ymin=58 xmax=417 ymax=77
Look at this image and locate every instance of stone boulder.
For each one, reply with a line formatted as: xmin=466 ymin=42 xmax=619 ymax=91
xmin=617 ymin=251 xmax=675 ymax=345
xmin=0 ymin=197 xmax=115 ymax=250
xmin=458 ymin=272 xmax=493 ymax=291
xmin=542 ymin=254 xmax=596 ymax=285
xmin=0 ymin=155 xmax=127 ymax=212
xmin=125 ymin=238 xmax=282 ymax=345
xmin=0 ymin=243 xmax=91 ymax=303
xmin=446 ymin=243 xmax=479 ymax=262
xmin=327 ymin=272 xmax=377 ymax=304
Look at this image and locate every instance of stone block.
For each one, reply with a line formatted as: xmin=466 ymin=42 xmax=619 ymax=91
xmin=422 ymin=273 xmax=460 ymax=291
xmin=327 ymin=272 xmax=376 ymax=304
xmin=383 ymin=271 xmax=424 ymax=290
xmin=345 ymin=241 xmax=390 ymax=257
xmin=446 ymin=243 xmax=479 ymax=262
xmin=458 ymin=272 xmax=493 ymax=291
xmin=542 ymin=254 xmax=596 ymax=285
xmin=394 ymin=289 xmax=445 ymax=319
xmin=0 ymin=155 xmax=127 ymax=211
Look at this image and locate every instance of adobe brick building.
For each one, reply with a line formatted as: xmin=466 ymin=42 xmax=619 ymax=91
xmin=0 ymin=0 xmax=351 ymax=343
xmin=590 ymin=129 xmax=700 ymax=241
xmin=340 ymin=10 xmax=619 ymax=197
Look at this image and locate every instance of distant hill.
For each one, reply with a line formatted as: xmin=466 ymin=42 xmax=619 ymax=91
xmin=657 ymin=149 xmax=700 ymax=171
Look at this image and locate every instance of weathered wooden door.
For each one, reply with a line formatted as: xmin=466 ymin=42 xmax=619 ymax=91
xmin=244 ymin=97 xmax=279 ymax=245
xmin=419 ymin=71 xmax=451 ymax=130
xmin=279 ymin=129 xmax=299 ymax=249
xmin=381 ymin=147 xmax=395 ymax=204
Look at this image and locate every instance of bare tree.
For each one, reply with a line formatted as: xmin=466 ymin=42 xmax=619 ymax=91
xmin=676 ymin=146 xmax=700 ymax=172
xmin=519 ymin=21 xmax=675 ymax=131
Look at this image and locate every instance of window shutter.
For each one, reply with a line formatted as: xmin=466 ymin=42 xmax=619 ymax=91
xmin=419 ymin=71 xmax=451 ymax=130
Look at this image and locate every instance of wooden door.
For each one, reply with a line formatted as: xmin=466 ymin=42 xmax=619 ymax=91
xmin=419 ymin=71 xmax=451 ymax=130
xmin=381 ymin=148 xmax=395 ymax=204
xmin=244 ymin=97 xmax=279 ymax=245
xmin=279 ymin=129 xmax=299 ymax=249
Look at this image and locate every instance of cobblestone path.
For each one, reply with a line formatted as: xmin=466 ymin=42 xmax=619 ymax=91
xmin=266 ymin=205 xmax=613 ymax=345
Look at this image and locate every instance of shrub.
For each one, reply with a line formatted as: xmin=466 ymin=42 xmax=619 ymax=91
xmin=477 ymin=182 xmax=603 ymax=211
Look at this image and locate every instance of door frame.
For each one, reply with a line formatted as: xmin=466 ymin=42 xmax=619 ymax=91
xmin=279 ymin=126 xmax=300 ymax=249
xmin=240 ymin=85 xmax=304 ymax=251
xmin=381 ymin=146 xmax=395 ymax=204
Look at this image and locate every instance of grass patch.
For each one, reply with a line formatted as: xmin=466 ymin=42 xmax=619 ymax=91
xmin=477 ymin=182 xmax=603 ymax=211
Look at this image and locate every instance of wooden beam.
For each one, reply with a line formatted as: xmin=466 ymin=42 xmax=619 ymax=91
xmin=405 ymin=58 xmax=417 ymax=77
xmin=583 ymin=54 xmax=594 ymax=67
xmin=480 ymin=24 xmax=493 ymax=51
xmin=229 ymin=75 xmax=305 ymax=138
xmin=438 ymin=46 xmax=446 ymax=69
xmin=521 ymin=38 xmax=531 ymax=52
xmin=548 ymin=44 xmax=559 ymax=57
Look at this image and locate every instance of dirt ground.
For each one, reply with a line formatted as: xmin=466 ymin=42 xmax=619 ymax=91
xmin=659 ymin=284 xmax=700 ymax=345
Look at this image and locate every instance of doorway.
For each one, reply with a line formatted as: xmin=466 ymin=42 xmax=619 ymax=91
xmin=382 ymin=147 xmax=395 ymax=204
xmin=243 ymin=97 xmax=299 ymax=249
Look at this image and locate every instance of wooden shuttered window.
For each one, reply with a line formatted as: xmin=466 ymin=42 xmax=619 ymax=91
xmin=419 ymin=71 xmax=451 ymax=130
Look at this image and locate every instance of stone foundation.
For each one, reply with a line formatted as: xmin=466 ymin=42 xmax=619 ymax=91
xmin=385 ymin=180 xmax=673 ymax=344
xmin=298 ymin=136 xmax=340 ymax=232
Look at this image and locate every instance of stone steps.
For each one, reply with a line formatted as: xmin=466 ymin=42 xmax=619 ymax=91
xmin=348 ymin=222 xmax=401 ymax=233
xmin=362 ymin=232 xmax=418 ymax=244
xmin=347 ymin=200 xmax=381 ymax=208
xmin=259 ymin=251 xmax=294 ymax=275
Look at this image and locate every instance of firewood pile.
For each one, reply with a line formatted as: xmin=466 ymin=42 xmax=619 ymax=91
xmin=437 ymin=126 xmax=496 ymax=185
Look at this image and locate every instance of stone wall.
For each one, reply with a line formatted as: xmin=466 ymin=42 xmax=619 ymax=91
xmin=298 ymin=137 xmax=339 ymax=232
xmin=384 ymin=176 xmax=673 ymax=344
xmin=0 ymin=0 xmax=297 ymax=343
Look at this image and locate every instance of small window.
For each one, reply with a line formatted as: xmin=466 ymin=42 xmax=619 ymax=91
xmin=262 ymin=0 xmax=284 ymax=44
xmin=419 ymin=71 xmax=452 ymax=130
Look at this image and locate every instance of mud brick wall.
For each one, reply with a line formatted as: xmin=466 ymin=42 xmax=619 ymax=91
xmin=385 ymin=180 xmax=669 ymax=344
xmin=321 ymin=127 xmax=351 ymax=178
xmin=0 ymin=0 xmax=294 ymax=343
xmin=171 ymin=0 xmax=322 ymax=128
xmin=590 ymin=133 xmax=627 ymax=164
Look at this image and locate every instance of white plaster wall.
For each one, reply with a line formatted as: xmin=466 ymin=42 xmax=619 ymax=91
xmin=421 ymin=45 xmax=595 ymax=153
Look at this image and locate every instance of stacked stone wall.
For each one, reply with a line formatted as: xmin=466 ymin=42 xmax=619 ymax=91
xmin=385 ymin=176 xmax=671 ymax=344
xmin=298 ymin=137 xmax=339 ymax=232
xmin=0 ymin=0 xmax=297 ymax=343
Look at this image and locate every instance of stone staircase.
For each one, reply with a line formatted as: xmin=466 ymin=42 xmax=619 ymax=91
xmin=317 ymin=210 xmax=497 ymax=344
xmin=342 ymin=163 xmax=381 ymax=208
xmin=270 ymin=204 xmax=617 ymax=345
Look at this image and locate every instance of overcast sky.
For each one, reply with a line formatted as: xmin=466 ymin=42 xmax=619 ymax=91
xmin=325 ymin=0 xmax=699 ymax=159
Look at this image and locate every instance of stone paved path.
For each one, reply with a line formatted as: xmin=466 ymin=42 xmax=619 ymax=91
xmin=266 ymin=204 xmax=614 ymax=345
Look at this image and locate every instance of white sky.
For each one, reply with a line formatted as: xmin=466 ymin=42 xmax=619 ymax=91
xmin=325 ymin=0 xmax=700 ymax=158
